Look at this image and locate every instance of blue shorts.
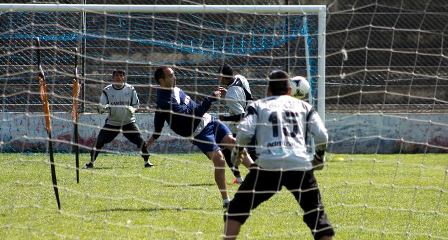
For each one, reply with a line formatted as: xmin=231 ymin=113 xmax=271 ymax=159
xmin=193 ymin=120 xmax=232 ymax=154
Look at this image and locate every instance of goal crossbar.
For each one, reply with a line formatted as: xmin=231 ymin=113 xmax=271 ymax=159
xmin=0 ymin=4 xmax=325 ymax=14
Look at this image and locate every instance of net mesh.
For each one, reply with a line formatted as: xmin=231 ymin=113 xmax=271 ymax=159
xmin=1 ymin=11 xmax=80 ymax=112
xmin=1 ymin=1 xmax=448 ymax=239
xmin=0 ymin=4 xmax=319 ymax=114
xmin=325 ymin=0 xmax=448 ymax=113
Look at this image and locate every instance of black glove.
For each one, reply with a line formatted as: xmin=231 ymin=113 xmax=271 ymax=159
xmin=312 ymin=151 xmax=325 ymax=170
xmin=230 ymin=147 xmax=244 ymax=167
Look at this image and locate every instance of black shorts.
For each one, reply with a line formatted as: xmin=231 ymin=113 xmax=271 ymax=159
xmin=93 ymin=122 xmax=149 ymax=158
xmin=226 ymin=167 xmax=334 ymax=239
xmin=95 ymin=122 xmax=145 ymax=147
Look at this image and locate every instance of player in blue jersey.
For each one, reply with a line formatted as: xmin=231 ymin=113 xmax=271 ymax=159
xmin=223 ymin=70 xmax=334 ymax=240
xmin=84 ymin=70 xmax=153 ymax=169
xmin=146 ymin=66 xmax=252 ymax=208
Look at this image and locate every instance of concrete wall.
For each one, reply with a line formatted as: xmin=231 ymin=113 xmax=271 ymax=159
xmin=1 ymin=112 xmax=447 ymax=153
xmin=0 ymin=113 xmax=196 ymax=154
xmin=326 ymin=113 xmax=448 ymax=153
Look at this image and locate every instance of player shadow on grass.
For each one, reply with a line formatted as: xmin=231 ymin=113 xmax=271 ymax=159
xmin=163 ymin=183 xmax=215 ymax=187
xmin=82 ymin=166 xmax=125 ymax=170
xmin=93 ymin=207 xmax=215 ymax=212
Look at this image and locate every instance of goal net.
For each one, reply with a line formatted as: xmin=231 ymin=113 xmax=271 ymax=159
xmin=0 ymin=3 xmax=325 ymax=150
xmin=1 ymin=1 xmax=447 ymax=239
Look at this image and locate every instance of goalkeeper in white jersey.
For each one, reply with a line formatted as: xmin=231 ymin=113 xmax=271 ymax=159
xmin=224 ymin=70 xmax=334 ymax=240
xmin=217 ymin=64 xmax=255 ymax=184
xmin=84 ymin=70 xmax=153 ymax=169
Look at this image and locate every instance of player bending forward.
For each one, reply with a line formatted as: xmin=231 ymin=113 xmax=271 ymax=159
xmin=146 ymin=66 xmax=252 ymax=208
xmin=224 ymin=70 xmax=335 ymax=240
xmin=84 ymin=70 xmax=153 ymax=169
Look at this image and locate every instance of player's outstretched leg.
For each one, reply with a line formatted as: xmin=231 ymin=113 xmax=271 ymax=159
xmin=206 ymin=150 xmax=230 ymax=208
xmin=223 ymin=219 xmax=242 ymax=240
xmin=287 ymin=171 xmax=335 ymax=240
xmin=140 ymin=141 xmax=153 ymax=168
xmin=222 ymin=148 xmax=243 ymax=184
xmin=85 ymin=124 xmax=120 ymax=169
xmin=142 ymin=145 xmax=153 ymax=168
xmin=122 ymin=122 xmax=154 ymax=168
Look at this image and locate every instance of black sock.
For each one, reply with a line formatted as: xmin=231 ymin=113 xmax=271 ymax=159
xmin=222 ymin=148 xmax=241 ymax=178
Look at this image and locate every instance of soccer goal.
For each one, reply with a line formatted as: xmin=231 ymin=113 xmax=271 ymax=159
xmin=0 ymin=3 xmax=326 ymax=153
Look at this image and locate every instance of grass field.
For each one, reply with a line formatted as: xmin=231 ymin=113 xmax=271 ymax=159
xmin=0 ymin=153 xmax=447 ymax=239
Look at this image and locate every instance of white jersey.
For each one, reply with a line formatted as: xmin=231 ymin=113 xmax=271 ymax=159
xmin=99 ymin=83 xmax=139 ymax=126
xmin=236 ymin=95 xmax=328 ymax=170
xmin=223 ymin=74 xmax=252 ymax=132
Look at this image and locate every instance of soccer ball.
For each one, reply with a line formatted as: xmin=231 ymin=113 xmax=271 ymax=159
xmin=290 ymin=76 xmax=310 ymax=99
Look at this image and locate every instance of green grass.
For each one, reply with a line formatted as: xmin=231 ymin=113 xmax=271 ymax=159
xmin=0 ymin=153 xmax=447 ymax=239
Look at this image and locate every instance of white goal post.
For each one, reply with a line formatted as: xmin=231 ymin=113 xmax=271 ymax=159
xmin=0 ymin=3 xmax=326 ymax=121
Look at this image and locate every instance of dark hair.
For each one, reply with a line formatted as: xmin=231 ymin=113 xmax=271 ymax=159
xmin=154 ymin=66 xmax=169 ymax=84
xmin=112 ymin=70 xmax=125 ymax=76
xmin=219 ymin=64 xmax=233 ymax=78
xmin=268 ymin=70 xmax=290 ymax=95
